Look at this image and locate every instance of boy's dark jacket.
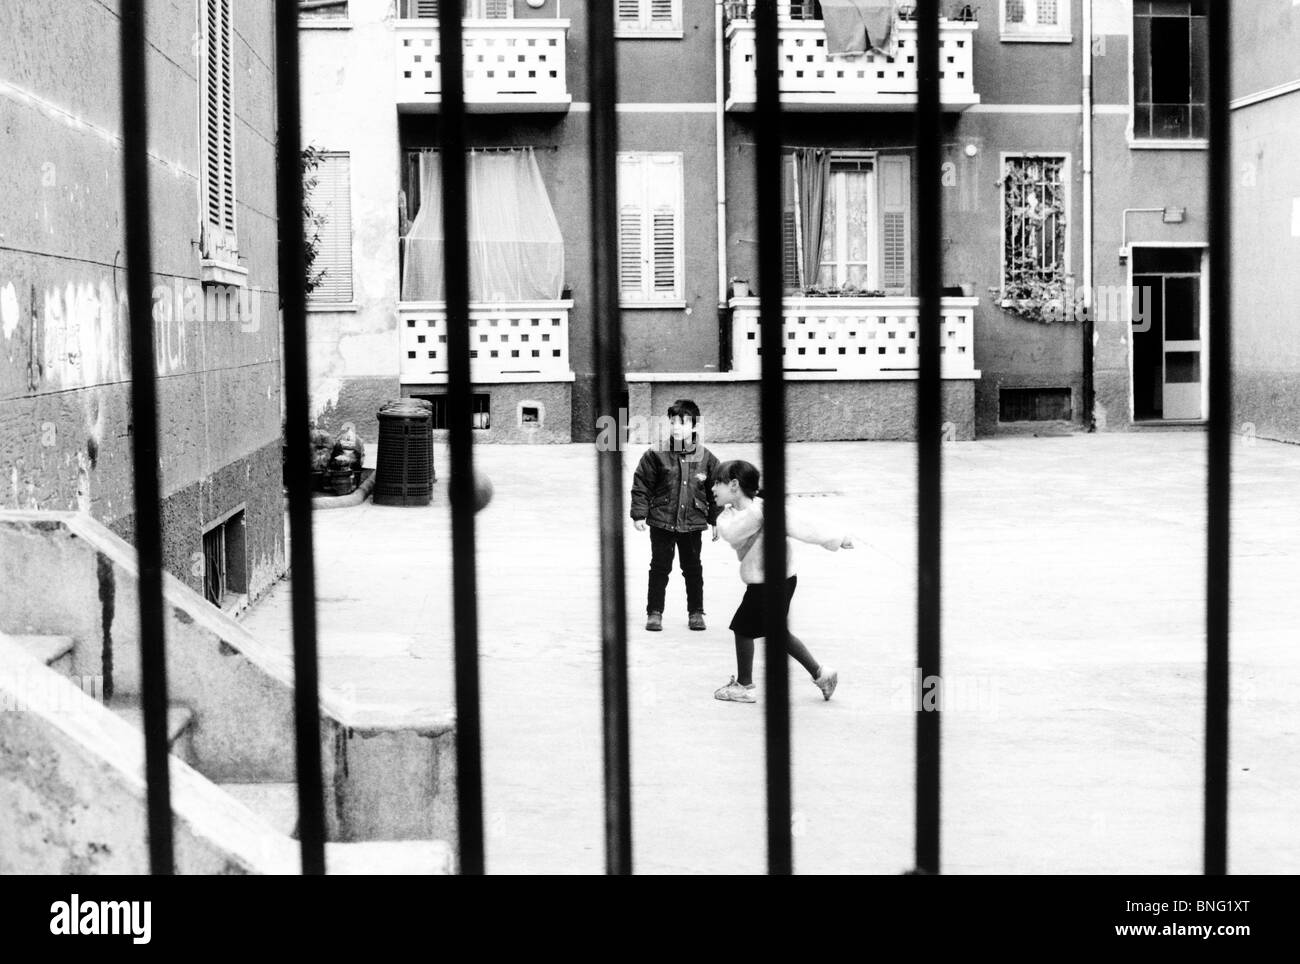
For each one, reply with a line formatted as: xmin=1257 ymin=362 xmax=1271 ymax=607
xmin=630 ymin=441 xmax=721 ymax=532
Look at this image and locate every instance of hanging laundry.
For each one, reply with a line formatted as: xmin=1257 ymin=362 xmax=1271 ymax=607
xmin=820 ymin=0 xmax=899 ymax=59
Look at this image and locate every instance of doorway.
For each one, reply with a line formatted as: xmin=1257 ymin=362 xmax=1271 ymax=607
xmin=1131 ymin=247 xmax=1206 ymax=422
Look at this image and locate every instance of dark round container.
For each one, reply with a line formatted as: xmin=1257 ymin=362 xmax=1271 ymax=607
xmin=372 ymin=399 xmax=435 ymax=507
xmin=327 ymin=466 xmax=356 ymax=496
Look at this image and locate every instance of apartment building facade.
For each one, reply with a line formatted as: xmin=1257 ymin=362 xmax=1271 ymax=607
xmin=0 ymin=1 xmax=286 ymax=606
xmin=301 ymin=0 xmax=1212 ymax=443
xmin=1230 ymin=0 xmax=1300 ymax=445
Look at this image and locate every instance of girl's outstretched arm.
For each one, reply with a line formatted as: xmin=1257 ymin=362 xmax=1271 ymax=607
xmin=786 ymin=504 xmax=853 ymax=551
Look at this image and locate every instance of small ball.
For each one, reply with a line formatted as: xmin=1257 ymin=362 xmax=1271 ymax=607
xmin=473 ymin=469 xmax=494 ymax=512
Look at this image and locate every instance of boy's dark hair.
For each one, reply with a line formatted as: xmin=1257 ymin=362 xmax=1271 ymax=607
xmin=667 ymin=398 xmax=701 ymax=425
xmin=713 ymin=459 xmax=762 ymax=499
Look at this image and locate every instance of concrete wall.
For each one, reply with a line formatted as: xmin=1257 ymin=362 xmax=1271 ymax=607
xmin=626 ymin=378 xmax=975 ymax=442
xmin=406 ymin=380 xmax=573 ymax=444
xmin=0 ymin=512 xmax=460 ymax=849
xmin=0 ymin=0 xmax=285 ymax=599
xmin=1231 ymin=0 xmax=1300 ymax=444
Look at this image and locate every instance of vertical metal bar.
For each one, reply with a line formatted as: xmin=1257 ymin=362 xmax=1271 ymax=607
xmin=120 ymin=0 xmax=174 ymax=876
xmin=437 ymin=0 xmax=486 ymax=876
xmin=587 ymin=0 xmax=633 ymax=875
xmin=273 ymin=0 xmax=327 ymax=875
xmin=914 ymin=0 xmax=942 ymax=877
xmin=1204 ymin=0 xmax=1231 ymax=877
xmin=754 ymin=0 xmax=793 ymax=876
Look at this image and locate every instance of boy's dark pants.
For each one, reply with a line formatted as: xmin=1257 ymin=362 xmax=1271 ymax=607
xmin=646 ymin=525 xmax=704 ymax=615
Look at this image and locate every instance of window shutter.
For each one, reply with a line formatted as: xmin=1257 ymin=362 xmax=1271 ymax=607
xmin=647 ymin=154 xmax=681 ymax=298
xmin=781 ymin=154 xmax=800 ymax=289
xmin=878 ymin=154 xmax=911 ymax=295
xmin=617 ymin=153 xmax=682 ymax=302
xmin=617 ymin=0 xmax=642 ymax=28
xmin=649 ymin=0 xmax=675 ymax=28
xmin=219 ymin=0 xmax=234 ymax=235
xmin=617 ymin=156 xmax=644 ymax=296
xmin=482 ymin=0 xmax=511 ymax=18
xmin=204 ymin=0 xmax=221 ymax=231
xmin=309 ymin=154 xmax=354 ymax=304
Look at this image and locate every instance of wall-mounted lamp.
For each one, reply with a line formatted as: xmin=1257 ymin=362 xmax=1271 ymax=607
xmin=964 ymin=143 xmax=979 ymax=158
xmin=1162 ymin=206 xmax=1186 ymax=224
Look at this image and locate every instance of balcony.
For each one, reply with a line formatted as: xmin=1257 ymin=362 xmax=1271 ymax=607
xmin=399 ymin=301 xmax=574 ymax=384
xmin=394 ymin=19 xmax=571 ymax=113
xmin=724 ymin=7 xmax=979 ymax=112
xmin=729 ymin=296 xmax=979 ymax=378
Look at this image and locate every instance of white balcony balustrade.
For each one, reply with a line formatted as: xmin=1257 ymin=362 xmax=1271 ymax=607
xmin=725 ymin=13 xmax=979 ymax=112
xmin=399 ymin=301 xmax=574 ymax=384
xmin=729 ymin=296 xmax=979 ymax=378
xmin=395 ymin=19 xmax=571 ymax=112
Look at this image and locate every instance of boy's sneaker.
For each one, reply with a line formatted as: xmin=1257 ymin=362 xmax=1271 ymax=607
xmin=688 ymin=612 xmax=706 ymax=631
xmin=714 ymin=676 xmax=756 ymax=703
xmin=645 ymin=612 xmax=663 ymax=632
xmin=814 ymin=667 xmax=839 ymax=702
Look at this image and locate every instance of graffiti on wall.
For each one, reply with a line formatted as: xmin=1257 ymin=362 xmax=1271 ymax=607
xmin=1 ymin=274 xmax=261 ymax=392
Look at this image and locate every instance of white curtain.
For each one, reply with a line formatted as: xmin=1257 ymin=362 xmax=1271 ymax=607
xmin=401 ymin=148 xmax=565 ymax=303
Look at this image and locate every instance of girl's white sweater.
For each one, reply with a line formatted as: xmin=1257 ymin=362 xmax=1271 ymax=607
xmin=715 ymin=497 xmax=848 ymax=584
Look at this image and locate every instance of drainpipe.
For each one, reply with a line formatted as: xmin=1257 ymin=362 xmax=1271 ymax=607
xmin=716 ymin=0 xmax=731 ymax=369
xmin=1081 ymin=0 xmax=1095 ymax=430
xmin=715 ymin=0 xmax=728 ymax=309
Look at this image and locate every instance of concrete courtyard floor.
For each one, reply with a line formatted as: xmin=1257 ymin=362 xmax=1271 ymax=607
xmin=242 ymin=432 xmax=1300 ymax=874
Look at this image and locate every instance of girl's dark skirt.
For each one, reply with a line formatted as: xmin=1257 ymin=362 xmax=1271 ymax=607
xmin=728 ymin=575 xmax=798 ymax=638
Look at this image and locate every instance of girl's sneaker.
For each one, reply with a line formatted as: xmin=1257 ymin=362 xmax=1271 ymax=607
xmin=714 ymin=676 xmax=756 ymax=703
xmin=814 ymin=668 xmax=839 ymax=701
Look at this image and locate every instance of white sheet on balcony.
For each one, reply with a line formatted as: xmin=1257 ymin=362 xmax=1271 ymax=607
xmin=820 ymin=0 xmax=898 ymax=58
xmin=401 ymin=148 xmax=564 ymax=303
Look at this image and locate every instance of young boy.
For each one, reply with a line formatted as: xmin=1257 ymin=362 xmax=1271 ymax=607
xmin=630 ymin=399 xmax=721 ymax=632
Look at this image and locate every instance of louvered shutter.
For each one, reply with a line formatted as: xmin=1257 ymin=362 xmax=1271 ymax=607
xmin=878 ymin=154 xmax=910 ymax=295
xmin=202 ymin=0 xmax=235 ymax=259
xmin=308 ymin=154 xmax=354 ymax=304
xmin=219 ymin=0 xmax=234 ymax=235
xmin=781 ymin=154 xmax=800 ymax=289
xmin=617 ymin=155 xmax=644 ymax=296
xmin=617 ymin=154 xmax=682 ymax=302
xmin=648 ymin=0 xmax=676 ymax=30
xmin=616 ymin=0 xmax=642 ymax=28
xmin=647 ymin=154 xmax=681 ymax=298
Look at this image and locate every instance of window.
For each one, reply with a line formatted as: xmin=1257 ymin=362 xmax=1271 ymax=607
xmin=203 ymin=509 xmax=247 ymax=609
xmin=413 ymin=394 xmax=491 ymax=430
xmin=1001 ymin=155 xmax=1069 ymax=303
xmin=199 ymin=0 xmax=237 ymax=269
xmin=616 ymin=0 xmax=682 ymax=37
xmin=780 ymin=151 xmax=910 ymax=295
xmin=1000 ymin=0 xmax=1070 ymax=40
xmin=617 ymin=153 xmax=684 ymax=305
xmin=401 ymin=148 xmax=564 ymax=302
xmin=401 ymin=0 xmax=511 ymax=18
xmin=299 ymin=0 xmax=348 ymax=20
xmin=1133 ymin=1 xmax=1207 ymax=142
xmin=305 ymin=152 xmax=353 ymax=304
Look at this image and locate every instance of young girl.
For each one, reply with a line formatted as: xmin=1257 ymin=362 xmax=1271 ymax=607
xmin=711 ymin=460 xmax=853 ymax=704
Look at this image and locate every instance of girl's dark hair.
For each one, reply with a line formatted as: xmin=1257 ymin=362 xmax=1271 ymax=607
xmin=713 ymin=459 xmax=762 ymax=498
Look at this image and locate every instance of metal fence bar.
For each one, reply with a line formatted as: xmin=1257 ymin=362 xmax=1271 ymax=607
xmin=1204 ymin=0 xmax=1232 ymax=877
xmin=753 ymin=0 xmax=793 ymax=876
xmin=119 ymin=0 xmax=174 ymax=876
xmin=273 ymin=0 xmax=328 ymax=875
xmin=913 ymin=0 xmax=943 ymax=877
xmin=587 ymin=0 xmax=633 ymax=876
xmin=437 ymin=2 xmax=486 ymax=876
